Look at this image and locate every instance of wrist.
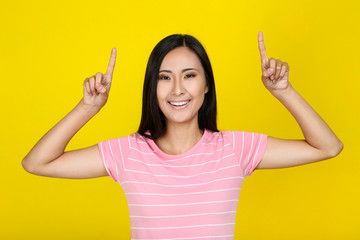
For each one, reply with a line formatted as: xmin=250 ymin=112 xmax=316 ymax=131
xmin=270 ymin=83 xmax=294 ymax=99
xmin=76 ymin=99 xmax=102 ymax=116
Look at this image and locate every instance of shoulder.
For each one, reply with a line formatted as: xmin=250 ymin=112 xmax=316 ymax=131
xmin=99 ymin=132 xmax=149 ymax=144
xmin=203 ymin=129 xmax=236 ymax=148
xmin=207 ymin=130 xmax=267 ymax=149
xmin=207 ymin=130 xmax=238 ymax=142
xmin=98 ymin=132 xmax=155 ymax=156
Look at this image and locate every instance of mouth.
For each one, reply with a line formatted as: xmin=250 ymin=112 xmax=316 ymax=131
xmin=168 ymin=99 xmax=191 ymax=109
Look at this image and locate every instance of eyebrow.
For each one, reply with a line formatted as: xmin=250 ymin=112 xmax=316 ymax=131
xmin=159 ymin=68 xmax=198 ymax=73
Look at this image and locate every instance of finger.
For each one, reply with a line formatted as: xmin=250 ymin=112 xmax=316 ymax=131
xmin=96 ymin=83 xmax=107 ymax=94
xmin=258 ymin=31 xmax=268 ymax=66
xmin=279 ymin=63 xmax=288 ymax=80
xmin=262 ymin=67 xmax=274 ymax=78
xmin=106 ymin=48 xmax=117 ymax=79
xmin=95 ymin=72 xmax=103 ymax=94
xmin=85 ymin=79 xmax=92 ymax=96
xmin=275 ymin=59 xmax=282 ymax=80
xmin=269 ymin=58 xmax=276 ymax=80
xmin=89 ymin=76 xmax=96 ymax=95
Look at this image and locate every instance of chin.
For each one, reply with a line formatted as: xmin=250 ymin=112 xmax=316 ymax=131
xmin=165 ymin=114 xmax=198 ymax=126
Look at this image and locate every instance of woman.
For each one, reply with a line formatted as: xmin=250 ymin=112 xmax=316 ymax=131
xmin=22 ymin=32 xmax=343 ymax=239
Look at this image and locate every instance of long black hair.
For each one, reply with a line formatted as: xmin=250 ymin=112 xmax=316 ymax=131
xmin=137 ymin=34 xmax=218 ymax=140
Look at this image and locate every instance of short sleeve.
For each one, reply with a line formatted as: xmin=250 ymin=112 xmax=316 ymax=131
xmin=232 ymin=131 xmax=268 ymax=177
xmin=98 ymin=136 xmax=129 ymax=183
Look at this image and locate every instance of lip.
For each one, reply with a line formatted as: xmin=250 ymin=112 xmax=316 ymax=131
xmin=168 ymin=99 xmax=191 ymax=103
xmin=168 ymin=99 xmax=191 ymax=109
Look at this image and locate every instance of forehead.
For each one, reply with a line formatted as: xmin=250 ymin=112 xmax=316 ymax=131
xmin=160 ymin=47 xmax=202 ymax=70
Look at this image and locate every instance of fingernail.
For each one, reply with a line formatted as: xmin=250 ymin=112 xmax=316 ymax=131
xmin=268 ymin=68 xmax=273 ymax=74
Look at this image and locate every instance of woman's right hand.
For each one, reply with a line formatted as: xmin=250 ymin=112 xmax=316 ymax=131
xmin=82 ymin=48 xmax=117 ymax=109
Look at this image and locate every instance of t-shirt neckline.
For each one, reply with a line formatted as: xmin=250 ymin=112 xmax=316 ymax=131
xmin=148 ymin=129 xmax=210 ymax=160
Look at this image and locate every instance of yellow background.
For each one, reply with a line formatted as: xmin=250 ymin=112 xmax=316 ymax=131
xmin=1 ymin=0 xmax=359 ymax=239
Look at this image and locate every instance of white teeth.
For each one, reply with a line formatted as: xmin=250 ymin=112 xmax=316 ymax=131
xmin=169 ymin=100 xmax=190 ymax=106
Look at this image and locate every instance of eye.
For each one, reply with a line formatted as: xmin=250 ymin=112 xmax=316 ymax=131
xmin=185 ymin=74 xmax=195 ymax=79
xmin=159 ymin=75 xmax=170 ymax=80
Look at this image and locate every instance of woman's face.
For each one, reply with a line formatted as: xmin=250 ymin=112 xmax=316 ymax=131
xmin=157 ymin=47 xmax=208 ymax=126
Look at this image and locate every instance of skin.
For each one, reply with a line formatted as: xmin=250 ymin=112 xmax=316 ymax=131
xmin=256 ymin=31 xmax=343 ymax=168
xmin=22 ymin=32 xmax=343 ymax=180
xmin=155 ymin=47 xmax=208 ymax=155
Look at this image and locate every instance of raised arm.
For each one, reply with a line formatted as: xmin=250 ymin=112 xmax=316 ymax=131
xmin=22 ymin=48 xmax=117 ymax=178
xmin=255 ymin=32 xmax=343 ymax=169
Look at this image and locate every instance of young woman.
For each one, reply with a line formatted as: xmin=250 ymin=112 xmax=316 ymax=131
xmin=22 ymin=32 xmax=343 ymax=239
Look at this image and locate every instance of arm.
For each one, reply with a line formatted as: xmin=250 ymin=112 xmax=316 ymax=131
xmin=22 ymin=48 xmax=117 ymax=178
xmin=255 ymin=32 xmax=343 ymax=169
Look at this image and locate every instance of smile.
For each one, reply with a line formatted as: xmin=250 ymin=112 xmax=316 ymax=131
xmin=168 ymin=100 xmax=191 ymax=109
xmin=169 ymin=100 xmax=190 ymax=106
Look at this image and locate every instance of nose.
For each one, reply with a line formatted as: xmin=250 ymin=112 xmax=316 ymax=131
xmin=171 ymin=78 xmax=185 ymax=95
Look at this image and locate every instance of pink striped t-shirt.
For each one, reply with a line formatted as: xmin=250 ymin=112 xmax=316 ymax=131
xmin=98 ymin=129 xmax=267 ymax=240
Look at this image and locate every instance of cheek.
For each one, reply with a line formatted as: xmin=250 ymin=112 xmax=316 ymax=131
xmin=156 ymin=83 xmax=170 ymax=105
xmin=186 ymin=82 xmax=207 ymax=97
xmin=156 ymin=83 xmax=165 ymax=100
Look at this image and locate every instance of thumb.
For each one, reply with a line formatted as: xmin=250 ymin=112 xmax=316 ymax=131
xmin=263 ymin=67 xmax=273 ymax=78
xmin=96 ymin=83 xmax=107 ymax=94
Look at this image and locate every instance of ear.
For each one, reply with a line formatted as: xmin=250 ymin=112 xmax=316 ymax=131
xmin=205 ymin=85 xmax=209 ymax=94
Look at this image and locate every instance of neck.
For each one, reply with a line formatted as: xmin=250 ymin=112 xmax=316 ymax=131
xmin=155 ymin=121 xmax=204 ymax=155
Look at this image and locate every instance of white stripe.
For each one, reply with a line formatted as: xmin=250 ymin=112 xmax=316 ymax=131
xmin=239 ymin=131 xmax=244 ymax=168
xmin=118 ymin=138 xmax=125 ymax=182
xmin=215 ymin=143 xmax=231 ymax=150
xmin=128 ymin=142 xmax=229 ymax=161
xmin=130 ymin=146 xmax=156 ymax=154
xmin=165 ymin=152 xmax=220 ymax=163
xmin=232 ymin=131 xmax=235 ymax=151
xmin=129 ymin=199 xmax=238 ymax=207
xmin=252 ymin=134 xmax=264 ymax=168
xmin=125 ymin=188 xmax=241 ymax=196
xmin=129 ymin=135 xmax=156 ymax=154
xmin=127 ymin=153 xmax=235 ymax=168
xmin=132 ymin=235 xmax=234 ymax=240
xmin=121 ymin=176 xmax=244 ymax=187
xmin=201 ymin=143 xmax=231 ymax=150
xmin=204 ymin=136 xmax=223 ymax=142
xmin=131 ymin=222 xmax=235 ymax=230
xmin=130 ymin=210 xmax=237 ymax=218
xmin=202 ymin=142 xmax=217 ymax=145
xmin=99 ymin=142 xmax=110 ymax=173
xmin=246 ymin=133 xmax=254 ymax=175
xmin=124 ymin=164 xmax=240 ymax=178
xmin=108 ymin=140 xmax=120 ymax=183
xmin=99 ymin=142 xmax=105 ymax=166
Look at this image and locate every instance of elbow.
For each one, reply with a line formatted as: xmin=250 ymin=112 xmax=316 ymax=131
xmin=326 ymin=141 xmax=344 ymax=159
xmin=22 ymin=157 xmax=37 ymax=175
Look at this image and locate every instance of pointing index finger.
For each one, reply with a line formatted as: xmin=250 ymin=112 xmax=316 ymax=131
xmin=258 ymin=31 xmax=268 ymax=66
xmin=106 ymin=48 xmax=117 ymax=79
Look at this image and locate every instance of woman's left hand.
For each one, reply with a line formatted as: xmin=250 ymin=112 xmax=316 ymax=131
xmin=258 ymin=31 xmax=290 ymax=92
